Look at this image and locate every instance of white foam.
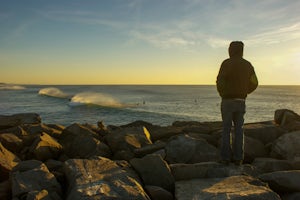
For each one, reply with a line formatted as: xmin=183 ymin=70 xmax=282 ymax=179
xmin=38 ymin=87 xmax=70 ymax=98
xmin=0 ymin=84 xmax=26 ymax=90
xmin=69 ymin=92 xmax=124 ymax=108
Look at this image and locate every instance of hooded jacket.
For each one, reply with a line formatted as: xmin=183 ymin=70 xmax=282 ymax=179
xmin=217 ymin=41 xmax=258 ymax=99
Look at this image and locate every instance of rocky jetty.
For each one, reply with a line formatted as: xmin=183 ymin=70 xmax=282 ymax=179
xmin=1 ymin=109 xmax=300 ymax=199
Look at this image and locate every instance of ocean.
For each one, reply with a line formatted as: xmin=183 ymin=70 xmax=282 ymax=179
xmin=1 ymin=84 xmax=300 ymax=126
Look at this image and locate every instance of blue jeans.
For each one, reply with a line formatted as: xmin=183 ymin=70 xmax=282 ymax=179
xmin=220 ymin=99 xmax=246 ymax=161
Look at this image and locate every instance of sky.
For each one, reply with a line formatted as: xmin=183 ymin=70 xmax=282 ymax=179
xmin=1 ymin=0 xmax=300 ymax=85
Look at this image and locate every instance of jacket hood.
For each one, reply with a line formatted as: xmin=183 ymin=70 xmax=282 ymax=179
xmin=229 ymin=41 xmax=244 ymax=58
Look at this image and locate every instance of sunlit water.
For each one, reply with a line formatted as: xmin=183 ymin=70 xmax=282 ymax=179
xmin=1 ymin=84 xmax=299 ymax=126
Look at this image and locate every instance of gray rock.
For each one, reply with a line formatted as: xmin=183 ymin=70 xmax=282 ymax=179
xmin=105 ymin=126 xmax=152 ymax=160
xmin=244 ymin=122 xmax=285 ymax=144
xmin=130 ymin=154 xmax=175 ymax=192
xmin=64 ymin=157 xmax=150 ymax=200
xmin=252 ymin=158 xmax=293 ymax=173
xmin=59 ymin=123 xmax=111 ymax=159
xmin=165 ymin=134 xmax=218 ymax=164
xmin=0 ymin=143 xmax=20 ymax=181
xmin=270 ymin=130 xmax=300 ymax=160
xmin=0 ymin=113 xmax=41 ymax=129
xmin=29 ymin=133 xmax=63 ymax=161
xmin=11 ymin=160 xmax=62 ymax=199
xmin=275 ymin=109 xmax=300 ymax=127
xmin=175 ymin=175 xmax=280 ymax=200
xmin=170 ymin=162 xmax=221 ymax=181
xmin=244 ymin=136 xmax=268 ymax=163
xmin=259 ymin=170 xmax=300 ymax=192
xmin=171 ymin=161 xmax=258 ymax=181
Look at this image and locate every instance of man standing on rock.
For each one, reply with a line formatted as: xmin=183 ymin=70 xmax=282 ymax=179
xmin=216 ymin=41 xmax=258 ymax=165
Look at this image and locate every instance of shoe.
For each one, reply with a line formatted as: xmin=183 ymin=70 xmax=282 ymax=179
xmin=234 ymin=160 xmax=243 ymax=166
xmin=219 ymin=160 xmax=230 ymax=165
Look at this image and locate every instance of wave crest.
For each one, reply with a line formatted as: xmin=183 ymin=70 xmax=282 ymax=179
xmin=38 ymin=87 xmax=70 ymax=98
xmin=69 ymin=92 xmax=124 ymax=108
xmin=0 ymin=83 xmax=25 ymax=90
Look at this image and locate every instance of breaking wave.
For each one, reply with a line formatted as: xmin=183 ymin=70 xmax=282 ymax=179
xmin=0 ymin=83 xmax=26 ymax=90
xmin=69 ymin=92 xmax=126 ymax=108
xmin=38 ymin=87 xmax=71 ymax=98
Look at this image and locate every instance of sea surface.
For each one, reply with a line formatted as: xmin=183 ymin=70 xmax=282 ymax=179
xmin=1 ymin=84 xmax=300 ymax=126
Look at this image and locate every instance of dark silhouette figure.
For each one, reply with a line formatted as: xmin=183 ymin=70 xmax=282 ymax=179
xmin=216 ymin=41 xmax=258 ymax=165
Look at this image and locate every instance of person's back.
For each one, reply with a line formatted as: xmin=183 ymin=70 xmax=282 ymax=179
xmin=216 ymin=41 xmax=258 ymax=165
xmin=217 ymin=41 xmax=257 ymax=99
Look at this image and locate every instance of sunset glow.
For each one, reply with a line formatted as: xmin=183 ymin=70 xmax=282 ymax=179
xmin=1 ymin=0 xmax=300 ymax=85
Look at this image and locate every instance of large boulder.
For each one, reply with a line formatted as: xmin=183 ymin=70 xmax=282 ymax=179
xmin=275 ymin=109 xmax=300 ymax=127
xmin=64 ymin=157 xmax=150 ymax=200
xmin=175 ymin=175 xmax=280 ymax=200
xmin=104 ymin=126 xmax=152 ymax=160
xmin=270 ymin=130 xmax=300 ymax=160
xmin=59 ymin=123 xmax=111 ymax=159
xmin=259 ymin=170 xmax=300 ymax=192
xmin=170 ymin=162 xmax=258 ymax=181
xmin=130 ymin=154 xmax=175 ymax=193
xmin=0 ymin=133 xmax=23 ymax=153
xmin=244 ymin=122 xmax=285 ymax=144
xmin=0 ymin=113 xmax=41 ymax=129
xmin=0 ymin=143 xmax=20 ymax=181
xmin=165 ymin=134 xmax=218 ymax=164
xmin=11 ymin=160 xmax=62 ymax=199
xmin=23 ymin=123 xmax=63 ymax=139
xmin=147 ymin=126 xmax=183 ymax=141
xmin=244 ymin=135 xmax=268 ymax=163
xmin=28 ymin=133 xmax=63 ymax=161
xmin=252 ymin=158 xmax=294 ymax=173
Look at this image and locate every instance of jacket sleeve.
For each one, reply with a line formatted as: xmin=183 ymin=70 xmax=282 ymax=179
xmin=216 ymin=62 xmax=226 ymax=97
xmin=248 ymin=66 xmax=258 ymax=94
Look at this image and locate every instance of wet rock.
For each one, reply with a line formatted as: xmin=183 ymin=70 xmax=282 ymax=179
xmin=29 ymin=133 xmax=63 ymax=161
xmin=11 ymin=160 xmax=62 ymax=199
xmin=0 ymin=113 xmax=41 ymax=129
xmin=259 ymin=170 xmax=300 ymax=192
xmin=64 ymin=157 xmax=150 ymax=200
xmin=0 ymin=143 xmax=20 ymax=181
xmin=175 ymin=175 xmax=280 ymax=200
xmin=130 ymin=154 xmax=175 ymax=193
xmin=59 ymin=123 xmax=111 ymax=159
